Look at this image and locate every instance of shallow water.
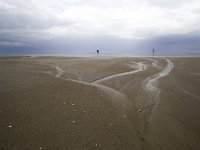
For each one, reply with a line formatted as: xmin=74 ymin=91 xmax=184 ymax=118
xmin=1 ymin=49 xmax=200 ymax=57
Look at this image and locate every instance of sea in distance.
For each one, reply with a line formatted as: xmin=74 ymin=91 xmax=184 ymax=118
xmin=0 ymin=49 xmax=200 ymax=57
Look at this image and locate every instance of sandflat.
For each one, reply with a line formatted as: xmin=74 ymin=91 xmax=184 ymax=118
xmin=0 ymin=56 xmax=200 ymax=150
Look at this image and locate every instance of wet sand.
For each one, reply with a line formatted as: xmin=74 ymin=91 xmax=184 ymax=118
xmin=0 ymin=56 xmax=200 ymax=150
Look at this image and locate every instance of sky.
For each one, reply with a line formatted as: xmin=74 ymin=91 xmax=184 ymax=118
xmin=0 ymin=0 xmax=200 ymax=55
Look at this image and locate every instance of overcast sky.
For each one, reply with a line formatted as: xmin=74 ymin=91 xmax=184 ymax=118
xmin=0 ymin=0 xmax=200 ymax=54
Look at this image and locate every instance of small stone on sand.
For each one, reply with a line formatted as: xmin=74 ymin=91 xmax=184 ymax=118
xmin=117 ymin=140 xmax=120 ymax=144
xmin=72 ymin=120 xmax=76 ymax=124
xmin=9 ymin=125 xmax=12 ymax=128
xmin=72 ymin=104 xmax=75 ymax=106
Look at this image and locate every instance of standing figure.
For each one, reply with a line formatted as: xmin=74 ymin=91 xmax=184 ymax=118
xmin=152 ymin=48 xmax=155 ymax=55
xmin=97 ymin=50 xmax=99 ymax=56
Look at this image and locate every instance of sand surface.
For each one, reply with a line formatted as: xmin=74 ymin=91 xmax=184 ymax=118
xmin=0 ymin=56 xmax=200 ymax=150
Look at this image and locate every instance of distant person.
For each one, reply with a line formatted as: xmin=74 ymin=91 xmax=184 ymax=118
xmin=97 ymin=50 xmax=99 ymax=56
xmin=152 ymin=48 xmax=155 ymax=55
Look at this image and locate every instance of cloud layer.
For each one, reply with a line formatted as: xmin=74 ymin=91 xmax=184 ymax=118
xmin=0 ymin=0 xmax=200 ymax=54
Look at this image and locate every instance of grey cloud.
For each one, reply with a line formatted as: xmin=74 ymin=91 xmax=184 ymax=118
xmin=0 ymin=0 xmax=200 ymax=55
xmin=0 ymin=41 xmax=24 ymax=46
xmin=147 ymin=0 xmax=195 ymax=8
xmin=1 ymin=33 xmax=200 ymax=55
xmin=0 ymin=9 xmax=72 ymax=30
xmin=135 ymin=32 xmax=200 ymax=54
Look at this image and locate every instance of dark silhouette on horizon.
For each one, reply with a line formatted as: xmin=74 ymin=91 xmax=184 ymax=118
xmin=152 ymin=48 xmax=155 ymax=56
